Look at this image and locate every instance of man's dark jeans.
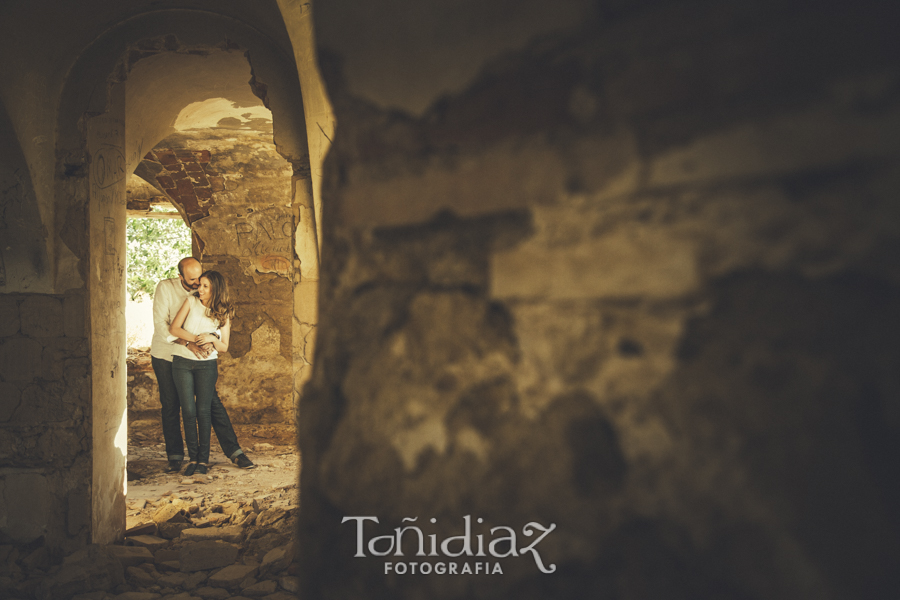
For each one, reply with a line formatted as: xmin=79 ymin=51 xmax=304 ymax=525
xmin=151 ymin=355 xmax=242 ymax=462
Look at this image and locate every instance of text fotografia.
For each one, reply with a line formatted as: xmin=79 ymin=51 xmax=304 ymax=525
xmin=341 ymin=515 xmax=557 ymax=575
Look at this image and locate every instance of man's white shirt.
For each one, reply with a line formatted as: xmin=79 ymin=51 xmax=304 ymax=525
xmin=150 ymin=278 xmax=192 ymax=362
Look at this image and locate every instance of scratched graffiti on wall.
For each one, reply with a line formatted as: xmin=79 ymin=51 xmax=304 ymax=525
xmin=259 ymin=254 xmax=292 ymax=275
xmin=93 ymin=145 xmax=126 ymax=190
xmin=234 ymin=210 xmax=292 ymax=257
xmin=193 ymin=204 xmax=294 ymax=278
xmin=88 ymin=117 xmax=127 ymax=342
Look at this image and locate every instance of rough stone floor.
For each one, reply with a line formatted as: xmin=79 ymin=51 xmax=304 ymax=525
xmin=1 ymin=421 xmax=301 ymax=600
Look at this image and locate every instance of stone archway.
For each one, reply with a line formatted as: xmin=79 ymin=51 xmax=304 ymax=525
xmin=51 ymin=9 xmax=325 ymax=547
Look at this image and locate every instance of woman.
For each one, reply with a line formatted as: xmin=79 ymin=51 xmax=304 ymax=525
xmin=168 ymin=270 xmax=234 ymax=476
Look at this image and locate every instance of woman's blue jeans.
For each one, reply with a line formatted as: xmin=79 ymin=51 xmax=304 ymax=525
xmin=172 ymin=355 xmax=218 ymax=464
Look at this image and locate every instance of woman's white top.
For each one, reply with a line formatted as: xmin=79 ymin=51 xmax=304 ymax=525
xmin=169 ymin=295 xmax=221 ymax=361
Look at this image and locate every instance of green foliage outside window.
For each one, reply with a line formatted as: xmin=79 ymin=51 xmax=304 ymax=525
xmin=126 ymin=217 xmax=192 ymax=300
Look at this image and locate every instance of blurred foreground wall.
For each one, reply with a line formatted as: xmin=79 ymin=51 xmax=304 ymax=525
xmin=298 ymin=0 xmax=900 ymax=598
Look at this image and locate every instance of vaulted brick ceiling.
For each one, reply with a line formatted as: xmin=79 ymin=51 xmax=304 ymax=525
xmin=141 ymin=148 xmax=224 ymax=224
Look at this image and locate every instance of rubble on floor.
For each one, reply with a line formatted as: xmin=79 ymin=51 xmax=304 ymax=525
xmin=0 ymin=424 xmax=301 ymax=600
xmin=1 ymin=492 xmax=298 ymax=600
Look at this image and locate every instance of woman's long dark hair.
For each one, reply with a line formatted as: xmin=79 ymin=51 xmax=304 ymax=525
xmin=197 ymin=270 xmax=235 ymax=327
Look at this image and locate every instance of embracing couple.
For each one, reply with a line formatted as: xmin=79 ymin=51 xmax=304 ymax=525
xmin=150 ymin=257 xmax=255 ymax=476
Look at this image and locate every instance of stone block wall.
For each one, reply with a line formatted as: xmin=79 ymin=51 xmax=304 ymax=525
xmin=0 ymin=292 xmax=91 ymax=554
xmin=125 ymin=351 xmax=158 ymax=421
xmin=298 ymin=1 xmax=900 ymax=599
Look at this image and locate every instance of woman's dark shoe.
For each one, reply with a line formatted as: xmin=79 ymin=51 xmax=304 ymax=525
xmin=196 ymin=463 xmax=208 ymax=475
xmin=184 ymin=462 xmax=198 ymax=477
xmin=233 ymin=454 xmax=256 ymax=469
xmin=165 ymin=459 xmax=183 ymax=473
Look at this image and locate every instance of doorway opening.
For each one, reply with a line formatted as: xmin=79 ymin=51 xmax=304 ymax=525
xmin=122 ymin=106 xmax=302 ymax=535
xmin=80 ymin=42 xmax=320 ymax=549
xmin=124 ymin=180 xmax=191 ymax=350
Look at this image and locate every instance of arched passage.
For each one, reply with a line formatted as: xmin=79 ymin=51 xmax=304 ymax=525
xmin=50 ymin=7 xmax=326 ymax=545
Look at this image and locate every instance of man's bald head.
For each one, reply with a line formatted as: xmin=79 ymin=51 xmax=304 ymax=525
xmin=177 ymin=257 xmax=202 ymax=291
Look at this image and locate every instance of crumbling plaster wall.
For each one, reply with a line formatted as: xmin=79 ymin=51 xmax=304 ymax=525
xmin=299 ymin=0 xmax=900 ymax=599
xmin=276 ymin=0 xmax=332 ymax=434
xmin=115 ymin=30 xmax=315 ymax=426
xmin=142 ymin=128 xmax=303 ymax=423
xmin=277 ymin=0 xmax=336 ymax=254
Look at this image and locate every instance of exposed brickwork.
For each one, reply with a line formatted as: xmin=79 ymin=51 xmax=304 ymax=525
xmin=142 ymin=149 xmax=225 ymax=224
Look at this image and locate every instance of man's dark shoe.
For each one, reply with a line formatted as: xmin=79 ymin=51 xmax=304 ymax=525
xmin=184 ymin=462 xmax=198 ymax=477
xmin=165 ymin=460 xmax=183 ymax=473
xmin=233 ymin=454 xmax=256 ymax=469
xmin=196 ymin=463 xmax=208 ymax=475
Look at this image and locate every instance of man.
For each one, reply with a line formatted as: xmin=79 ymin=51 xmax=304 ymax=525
xmin=150 ymin=257 xmax=255 ymax=472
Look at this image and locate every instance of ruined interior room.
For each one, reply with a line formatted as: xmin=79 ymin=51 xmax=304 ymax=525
xmin=1 ymin=1 xmax=900 ymax=599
